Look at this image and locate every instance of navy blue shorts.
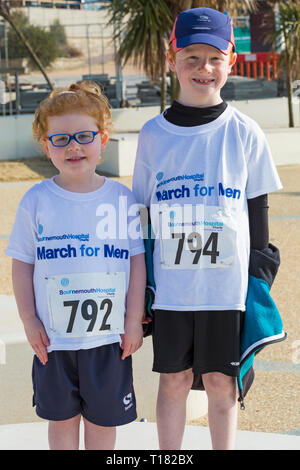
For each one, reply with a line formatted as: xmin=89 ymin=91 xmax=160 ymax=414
xmin=32 ymin=342 xmax=137 ymax=427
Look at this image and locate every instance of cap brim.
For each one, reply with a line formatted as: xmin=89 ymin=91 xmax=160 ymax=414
xmin=176 ymin=33 xmax=233 ymax=55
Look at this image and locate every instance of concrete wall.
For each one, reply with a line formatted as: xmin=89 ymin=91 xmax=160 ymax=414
xmin=0 ymin=107 xmax=162 ymax=161
xmin=0 ymin=114 xmax=41 ymax=161
xmin=112 ymin=98 xmax=300 ymax=130
xmin=231 ymin=98 xmax=300 ymax=128
xmin=0 ymin=99 xmax=299 ymax=172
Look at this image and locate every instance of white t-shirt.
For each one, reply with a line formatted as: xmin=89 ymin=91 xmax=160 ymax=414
xmin=132 ymin=104 xmax=282 ymax=312
xmin=6 ymin=177 xmax=145 ymax=352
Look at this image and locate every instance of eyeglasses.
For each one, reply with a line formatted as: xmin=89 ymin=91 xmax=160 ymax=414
xmin=47 ymin=130 xmax=100 ymax=147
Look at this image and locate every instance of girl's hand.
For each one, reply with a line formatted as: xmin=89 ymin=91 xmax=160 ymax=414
xmin=23 ymin=316 xmax=50 ymax=365
xmin=120 ymin=317 xmax=143 ymax=360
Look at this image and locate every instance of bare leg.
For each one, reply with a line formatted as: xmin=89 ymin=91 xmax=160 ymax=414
xmin=48 ymin=414 xmax=81 ymax=450
xmin=156 ymin=369 xmax=194 ymax=450
xmin=202 ymin=372 xmax=238 ymax=450
xmin=83 ymin=417 xmax=116 ymax=450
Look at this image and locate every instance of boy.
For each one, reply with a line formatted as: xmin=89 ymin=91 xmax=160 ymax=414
xmin=132 ymin=8 xmax=283 ymax=450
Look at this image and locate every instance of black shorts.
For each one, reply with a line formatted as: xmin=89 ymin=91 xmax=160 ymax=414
xmin=152 ymin=310 xmax=244 ymax=382
xmin=32 ymin=342 xmax=137 ymax=427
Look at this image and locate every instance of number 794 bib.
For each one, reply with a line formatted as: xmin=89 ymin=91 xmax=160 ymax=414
xmin=159 ymin=204 xmax=237 ymax=269
xmin=46 ymin=272 xmax=126 ymax=339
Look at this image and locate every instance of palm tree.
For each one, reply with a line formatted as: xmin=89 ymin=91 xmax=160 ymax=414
xmin=107 ymin=0 xmax=258 ymax=110
xmin=0 ymin=0 xmax=53 ymax=90
xmin=271 ymin=1 xmax=300 ymax=127
xmin=107 ymin=0 xmax=173 ymax=112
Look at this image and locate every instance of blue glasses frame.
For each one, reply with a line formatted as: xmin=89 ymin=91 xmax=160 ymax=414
xmin=47 ymin=130 xmax=100 ymax=147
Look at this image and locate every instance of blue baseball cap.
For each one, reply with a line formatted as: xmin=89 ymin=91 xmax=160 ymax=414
xmin=169 ymin=7 xmax=235 ymax=55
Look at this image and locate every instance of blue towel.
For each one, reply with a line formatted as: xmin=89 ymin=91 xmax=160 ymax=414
xmin=238 ymin=244 xmax=287 ymax=408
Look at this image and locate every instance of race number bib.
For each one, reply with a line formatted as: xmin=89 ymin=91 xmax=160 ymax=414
xmin=159 ymin=204 xmax=237 ymax=269
xmin=46 ymin=272 xmax=126 ymax=339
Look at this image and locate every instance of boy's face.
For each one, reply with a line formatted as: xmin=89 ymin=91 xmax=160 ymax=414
xmin=167 ymin=43 xmax=236 ymax=107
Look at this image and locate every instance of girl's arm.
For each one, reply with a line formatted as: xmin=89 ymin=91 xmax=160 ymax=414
xmin=12 ymin=259 xmax=50 ymax=365
xmin=120 ymin=253 xmax=146 ymax=360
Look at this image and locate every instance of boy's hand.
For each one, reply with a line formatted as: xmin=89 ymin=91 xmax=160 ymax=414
xmin=142 ymin=309 xmax=152 ymax=324
xmin=23 ymin=317 xmax=50 ymax=365
xmin=120 ymin=317 xmax=143 ymax=360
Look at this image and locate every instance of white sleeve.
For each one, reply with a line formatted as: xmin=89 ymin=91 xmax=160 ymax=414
xmin=246 ymin=124 xmax=282 ymax=199
xmin=5 ymin=204 xmax=36 ymax=264
xmin=124 ymin=187 xmax=145 ymax=257
xmin=132 ymin=129 xmax=153 ymax=208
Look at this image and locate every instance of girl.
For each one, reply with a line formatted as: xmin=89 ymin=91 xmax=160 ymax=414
xmin=6 ymin=82 xmax=146 ymax=450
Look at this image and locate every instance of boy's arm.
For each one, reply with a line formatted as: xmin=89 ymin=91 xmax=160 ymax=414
xmin=248 ymin=194 xmax=269 ymax=250
xmin=120 ymin=253 xmax=146 ymax=360
xmin=12 ymin=259 xmax=50 ymax=365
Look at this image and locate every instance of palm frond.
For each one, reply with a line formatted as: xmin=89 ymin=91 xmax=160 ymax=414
xmin=106 ymin=0 xmax=173 ymax=79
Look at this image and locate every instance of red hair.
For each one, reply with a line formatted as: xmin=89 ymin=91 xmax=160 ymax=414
xmin=32 ymin=81 xmax=112 ymax=142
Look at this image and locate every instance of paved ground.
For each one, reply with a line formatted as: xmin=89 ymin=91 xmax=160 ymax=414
xmin=0 ymin=421 xmax=299 ymax=451
xmin=0 ymin=162 xmax=299 ymax=438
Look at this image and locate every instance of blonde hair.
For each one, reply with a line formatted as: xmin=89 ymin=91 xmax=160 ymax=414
xmin=32 ymin=81 xmax=112 ymax=142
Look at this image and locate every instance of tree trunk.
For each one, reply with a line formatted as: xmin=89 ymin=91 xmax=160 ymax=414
xmin=286 ymin=66 xmax=294 ymax=128
xmin=283 ymin=29 xmax=294 ymax=128
xmin=170 ymin=71 xmax=180 ymax=103
xmin=0 ymin=9 xmax=54 ymax=90
xmin=160 ymin=49 xmax=167 ymax=113
xmin=160 ymin=35 xmax=168 ymax=113
xmin=182 ymin=1 xmax=193 ymax=10
xmin=217 ymin=0 xmax=226 ymax=12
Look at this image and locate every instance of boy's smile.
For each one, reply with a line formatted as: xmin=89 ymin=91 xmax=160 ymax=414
xmin=167 ymin=43 xmax=236 ymax=107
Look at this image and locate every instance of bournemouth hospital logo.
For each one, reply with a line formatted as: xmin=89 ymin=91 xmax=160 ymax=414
xmin=60 ymin=278 xmax=70 ymax=287
xmin=156 ymin=172 xmax=205 ymax=190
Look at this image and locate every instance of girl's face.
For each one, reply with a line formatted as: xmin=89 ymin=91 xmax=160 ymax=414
xmin=42 ymin=113 xmax=108 ymax=182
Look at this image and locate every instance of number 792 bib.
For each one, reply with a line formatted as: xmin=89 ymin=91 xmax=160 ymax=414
xmin=46 ymin=272 xmax=126 ymax=339
xmin=159 ymin=204 xmax=237 ymax=269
